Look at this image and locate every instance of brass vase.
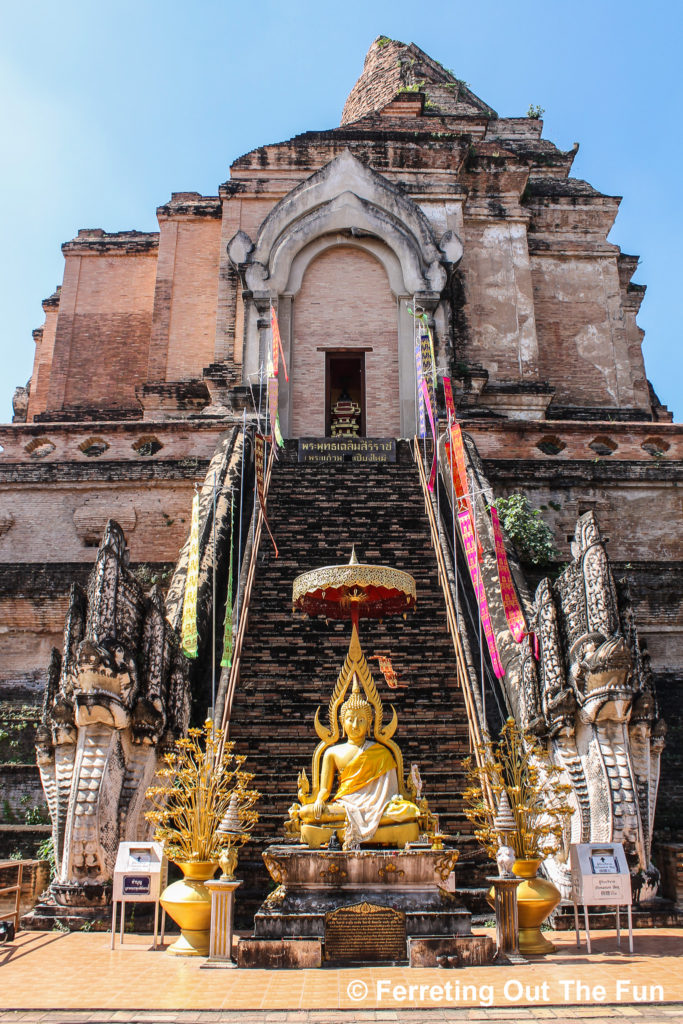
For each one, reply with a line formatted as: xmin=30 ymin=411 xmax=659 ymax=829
xmin=512 ymin=857 xmax=561 ymax=955
xmin=160 ymin=860 xmax=217 ymax=956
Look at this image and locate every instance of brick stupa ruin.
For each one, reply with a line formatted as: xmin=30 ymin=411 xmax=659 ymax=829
xmin=1 ymin=37 xmax=681 ymax=924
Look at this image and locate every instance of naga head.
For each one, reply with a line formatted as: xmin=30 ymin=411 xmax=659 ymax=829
xmin=570 ymin=633 xmax=633 ymax=723
xmin=73 ymin=639 xmax=138 ymax=730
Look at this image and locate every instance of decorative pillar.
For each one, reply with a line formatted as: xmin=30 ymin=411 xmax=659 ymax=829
xmin=488 ymin=875 xmax=523 ymax=961
xmin=205 ymin=879 xmax=242 ymax=965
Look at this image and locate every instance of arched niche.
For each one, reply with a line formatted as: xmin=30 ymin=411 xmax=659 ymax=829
xmin=287 ymin=242 xmax=400 ymax=438
xmin=229 ymin=150 xmax=460 ymax=436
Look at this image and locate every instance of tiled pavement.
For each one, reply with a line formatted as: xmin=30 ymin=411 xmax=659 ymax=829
xmin=0 ymin=928 xmax=681 ymax=1023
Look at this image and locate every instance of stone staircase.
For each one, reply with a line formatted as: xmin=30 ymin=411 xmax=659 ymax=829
xmin=226 ymin=439 xmax=486 ymax=924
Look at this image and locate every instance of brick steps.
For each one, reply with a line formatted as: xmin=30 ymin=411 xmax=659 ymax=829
xmin=227 ymin=440 xmax=480 ymax=922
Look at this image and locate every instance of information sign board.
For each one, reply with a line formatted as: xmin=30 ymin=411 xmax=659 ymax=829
xmin=570 ymin=842 xmax=631 ymax=906
xmin=113 ymin=842 xmax=166 ymax=902
xmin=569 ymin=842 xmax=633 ymax=953
xmin=111 ymin=842 xmax=167 ymax=950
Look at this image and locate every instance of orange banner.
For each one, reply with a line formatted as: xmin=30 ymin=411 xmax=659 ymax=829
xmin=446 ymin=422 xmax=482 ymax=559
xmin=490 ymin=506 xmax=538 ymax=657
xmin=377 ymin=656 xmax=398 ymax=689
xmin=443 ymin=376 xmax=456 ymax=422
xmin=270 ymin=305 xmax=289 ymax=382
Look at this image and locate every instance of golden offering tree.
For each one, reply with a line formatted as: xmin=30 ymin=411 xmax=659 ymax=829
xmin=463 ymin=718 xmax=574 ymax=861
xmin=145 ymin=719 xmax=259 ymax=864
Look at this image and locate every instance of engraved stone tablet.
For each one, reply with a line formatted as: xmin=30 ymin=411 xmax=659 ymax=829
xmin=324 ymin=902 xmax=406 ymax=962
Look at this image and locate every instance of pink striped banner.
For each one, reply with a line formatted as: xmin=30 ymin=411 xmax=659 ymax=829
xmin=458 ymin=509 xmax=505 ymax=679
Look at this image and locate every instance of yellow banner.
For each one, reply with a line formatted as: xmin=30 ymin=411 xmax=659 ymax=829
xmin=181 ymin=490 xmax=200 ymax=659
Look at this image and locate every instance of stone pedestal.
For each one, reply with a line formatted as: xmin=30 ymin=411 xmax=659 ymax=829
xmin=238 ymin=845 xmax=494 ymax=967
xmin=204 ymin=879 xmax=241 ymax=966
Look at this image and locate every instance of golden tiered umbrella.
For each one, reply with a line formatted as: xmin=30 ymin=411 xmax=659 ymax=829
xmin=292 ymin=546 xmax=416 ymax=636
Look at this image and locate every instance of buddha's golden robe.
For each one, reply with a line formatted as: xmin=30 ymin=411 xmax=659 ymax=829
xmin=333 ymin=741 xmax=418 ymax=843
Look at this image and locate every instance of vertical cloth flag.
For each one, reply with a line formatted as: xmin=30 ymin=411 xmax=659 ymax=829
xmin=270 ymin=305 xmax=289 ymax=382
xmin=446 ymin=422 xmax=482 ymax=559
xmin=443 ymin=376 xmax=456 ymax=423
xmin=181 ymin=490 xmax=200 ymax=659
xmin=414 ymin=328 xmax=426 ymax=438
xmin=255 ymin=433 xmax=279 ymax=558
xmin=490 ymin=506 xmax=539 ymax=657
xmin=420 ymin=379 xmax=438 ymax=492
xmin=458 ymin=509 xmax=505 ymax=679
xmin=419 ymin=322 xmax=437 ymax=428
xmin=268 ymin=375 xmax=284 ymax=449
xmin=220 ymin=493 xmax=235 ymax=669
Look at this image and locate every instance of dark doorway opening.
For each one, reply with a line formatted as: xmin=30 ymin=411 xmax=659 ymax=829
xmin=325 ymin=351 xmax=366 ymax=437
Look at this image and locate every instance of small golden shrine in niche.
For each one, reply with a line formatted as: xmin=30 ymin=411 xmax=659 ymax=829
xmin=287 ymin=549 xmax=435 ymax=849
xmin=330 ymin=390 xmax=362 ymax=436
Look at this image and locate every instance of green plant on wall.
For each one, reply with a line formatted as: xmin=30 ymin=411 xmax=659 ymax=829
xmin=36 ymin=835 xmax=57 ymax=880
xmin=0 ymin=703 xmax=41 ymax=763
xmin=492 ymin=493 xmax=559 ymax=566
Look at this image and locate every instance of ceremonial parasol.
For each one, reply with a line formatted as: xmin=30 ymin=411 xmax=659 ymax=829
xmin=292 ymin=547 xmax=416 ymax=633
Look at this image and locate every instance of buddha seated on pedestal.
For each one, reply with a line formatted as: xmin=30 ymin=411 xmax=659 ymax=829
xmin=286 ymin=668 xmax=432 ymax=850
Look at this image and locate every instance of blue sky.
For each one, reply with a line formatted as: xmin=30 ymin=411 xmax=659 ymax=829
xmin=2 ymin=0 xmax=681 ymax=421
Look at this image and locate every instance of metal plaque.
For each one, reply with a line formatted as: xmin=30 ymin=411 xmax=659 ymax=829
xmin=298 ymin=438 xmax=396 ymax=463
xmin=122 ymin=875 xmax=151 ymax=896
xmin=324 ymin=902 xmax=406 ymax=962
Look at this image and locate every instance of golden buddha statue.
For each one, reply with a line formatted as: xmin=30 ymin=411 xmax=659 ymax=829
xmin=287 ymin=625 xmax=432 ymax=850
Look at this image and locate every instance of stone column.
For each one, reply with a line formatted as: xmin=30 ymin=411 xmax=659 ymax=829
xmin=205 ymin=879 xmax=242 ymax=964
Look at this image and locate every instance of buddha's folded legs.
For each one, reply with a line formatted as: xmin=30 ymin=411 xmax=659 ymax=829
xmin=298 ymin=800 xmax=347 ymax=824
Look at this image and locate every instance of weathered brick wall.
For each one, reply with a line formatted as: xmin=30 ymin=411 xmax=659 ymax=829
xmin=0 ymin=478 xmax=196 ymax=564
xmin=483 ymin=458 xmax=683 ymax=565
xmin=0 ymin=829 xmax=50 ymax=861
xmin=460 ymin=220 xmax=538 ymax=381
xmin=0 ymin=765 xmax=46 ymax=821
xmin=148 ymin=208 xmax=222 ymax=382
xmin=42 ymin=234 xmax=158 ymax=418
xmin=531 ymin=253 xmax=646 ymax=411
xmin=465 ymin=420 xmax=683 ymax=463
xmin=26 ymin=294 xmax=60 ymax=421
xmin=0 ymin=586 xmax=74 ymax=688
xmin=291 ymin=246 xmax=399 ymax=437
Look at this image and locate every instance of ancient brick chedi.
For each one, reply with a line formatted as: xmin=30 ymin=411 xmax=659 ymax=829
xmin=1 ymin=37 xmax=681 ymax=880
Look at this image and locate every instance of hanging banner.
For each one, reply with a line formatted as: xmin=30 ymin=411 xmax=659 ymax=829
xmin=446 ymin=423 xmax=482 ymax=559
xmin=268 ymin=376 xmax=284 ymax=449
xmin=458 ymin=509 xmax=505 ymax=679
xmin=270 ymin=305 xmax=289 ymax=382
xmin=220 ymin=494 xmax=235 ymax=669
xmin=420 ymin=378 xmax=437 ymax=492
xmin=414 ymin=329 xmax=426 ymax=438
xmin=255 ymin=433 xmax=279 ymax=558
xmin=376 ymin=655 xmax=398 ymax=689
xmin=444 ymin=378 xmax=454 ymax=421
xmin=490 ymin=507 xmax=539 ymax=656
xmin=420 ymin=326 xmax=436 ymax=416
xmin=181 ymin=491 xmax=200 ymax=659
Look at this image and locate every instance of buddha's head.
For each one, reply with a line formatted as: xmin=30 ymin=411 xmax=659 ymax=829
xmin=340 ymin=676 xmax=373 ymax=745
